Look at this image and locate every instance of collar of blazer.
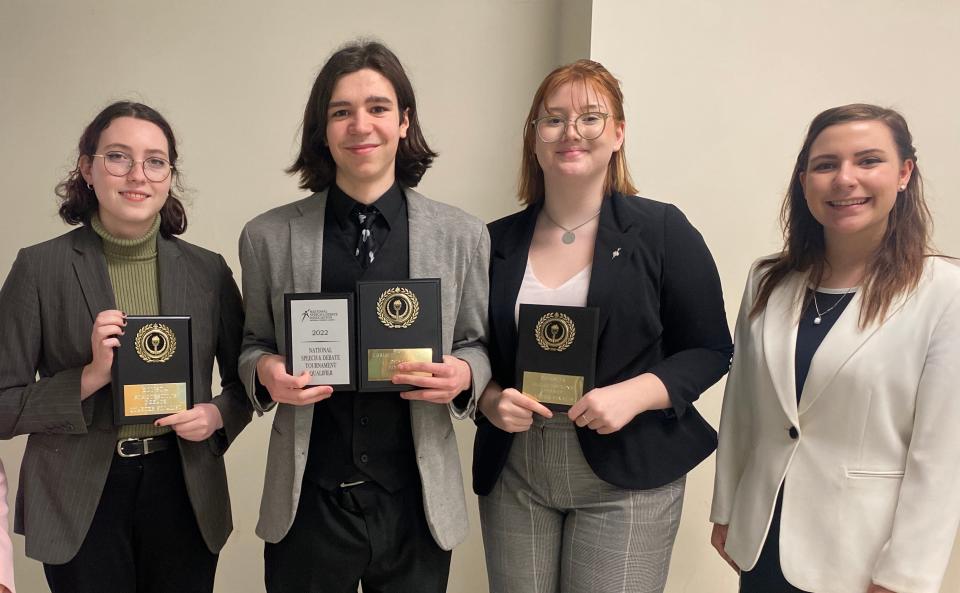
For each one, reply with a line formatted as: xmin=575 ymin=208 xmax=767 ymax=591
xmin=761 ymin=270 xmax=913 ymax=421
xmin=288 ymin=186 xmax=442 ymax=294
xmin=490 ymin=192 xmax=641 ymax=362
xmin=70 ymin=223 xmax=188 ymax=321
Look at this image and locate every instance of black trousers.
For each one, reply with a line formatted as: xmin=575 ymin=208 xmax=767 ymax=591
xmin=740 ymin=488 xmax=810 ymax=593
xmin=265 ymin=479 xmax=451 ymax=593
xmin=44 ymin=440 xmax=218 ymax=593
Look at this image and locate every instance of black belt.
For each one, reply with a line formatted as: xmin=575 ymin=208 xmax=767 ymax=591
xmin=116 ymin=433 xmax=176 ymax=458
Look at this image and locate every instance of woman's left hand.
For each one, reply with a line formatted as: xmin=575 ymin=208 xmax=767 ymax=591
xmin=568 ymin=373 xmax=670 ymax=434
xmin=155 ymin=403 xmax=224 ymax=441
xmin=866 ymin=585 xmax=896 ymax=593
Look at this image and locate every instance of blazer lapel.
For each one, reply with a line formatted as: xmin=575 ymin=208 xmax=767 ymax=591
xmin=405 ymin=189 xmax=431 ymax=279
xmin=71 ymin=226 xmax=116 ymax=321
xmin=280 ymin=192 xmax=329 ymax=454
xmin=490 ymin=203 xmax=537 ymax=377
xmin=289 ymin=191 xmax=328 ymax=293
xmin=762 ymin=273 xmax=803 ymax=425
xmin=157 ymin=237 xmax=187 ymax=315
xmin=798 ymin=288 xmax=911 ymax=415
xmin=586 ymin=194 xmax=639 ymax=338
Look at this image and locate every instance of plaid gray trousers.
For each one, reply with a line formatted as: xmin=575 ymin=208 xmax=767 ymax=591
xmin=479 ymin=413 xmax=685 ymax=593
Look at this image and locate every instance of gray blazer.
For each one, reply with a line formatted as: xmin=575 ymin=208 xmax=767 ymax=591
xmin=0 ymin=226 xmax=252 ymax=563
xmin=238 ymin=188 xmax=491 ymax=551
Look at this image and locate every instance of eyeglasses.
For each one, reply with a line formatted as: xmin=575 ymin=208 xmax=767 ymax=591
xmin=92 ymin=151 xmax=174 ymax=182
xmin=531 ymin=112 xmax=610 ymax=143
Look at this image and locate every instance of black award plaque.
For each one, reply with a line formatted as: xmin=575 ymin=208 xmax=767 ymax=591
xmin=516 ymin=304 xmax=599 ymax=410
xmin=284 ymin=292 xmax=356 ymax=389
xmin=357 ymin=279 xmax=443 ymax=392
xmin=111 ymin=315 xmax=193 ymax=425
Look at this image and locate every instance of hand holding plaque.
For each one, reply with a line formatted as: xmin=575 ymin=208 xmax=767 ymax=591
xmin=111 ymin=316 xmax=193 ymax=425
xmin=357 ymin=279 xmax=443 ymax=392
xmin=516 ymin=304 xmax=599 ymax=410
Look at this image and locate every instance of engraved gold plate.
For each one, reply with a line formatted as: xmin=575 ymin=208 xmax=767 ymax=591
xmin=367 ymin=348 xmax=433 ymax=381
xmin=522 ymin=371 xmax=584 ymax=406
xmin=123 ymin=382 xmax=188 ymax=416
xmin=134 ymin=323 xmax=177 ymax=363
xmin=534 ymin=312 xmax=575 ymax=352
xmin=376 ymin=287 xmax=420 ymax=328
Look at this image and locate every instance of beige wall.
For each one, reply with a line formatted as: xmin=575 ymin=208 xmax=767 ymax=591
xmin=2 ymin=0 xmax=958 ymax=592
xmin=0 ymin=1 xmax=565 ymax=591
xmin=590 ymin=1 xmax=960 ymax=591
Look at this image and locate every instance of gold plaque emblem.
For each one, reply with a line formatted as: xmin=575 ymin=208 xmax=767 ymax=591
xmin=377 ymin=287 xmax=420 ymax=329
xmin=135 ymin=323 xmax=177 ymax=363
xmin=535 ymin=312 xmax=575 ymax=352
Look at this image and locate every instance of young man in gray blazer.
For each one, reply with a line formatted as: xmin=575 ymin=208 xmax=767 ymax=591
xmin=238 ymin=40 xmax=490 ymax=593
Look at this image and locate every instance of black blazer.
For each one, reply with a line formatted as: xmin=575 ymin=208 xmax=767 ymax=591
xmin=0 ymin=225 xmax=252 ymax=563
xmin=473 ymin=192 xmax=732 ymax=494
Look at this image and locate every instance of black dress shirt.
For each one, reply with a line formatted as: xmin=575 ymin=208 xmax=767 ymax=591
xmin=304 ymin=182 xmax=419 ymax=492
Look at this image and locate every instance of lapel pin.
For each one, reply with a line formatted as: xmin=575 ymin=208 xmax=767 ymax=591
xmin=612 ymin=248 xmax=621 ymax=259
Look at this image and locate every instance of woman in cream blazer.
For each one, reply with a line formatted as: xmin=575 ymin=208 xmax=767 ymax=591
xmin=711 ymin=104 xmax=960 ymax=593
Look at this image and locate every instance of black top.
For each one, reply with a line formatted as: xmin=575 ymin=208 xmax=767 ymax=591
xmin=473 ymin=192 xmax=733 ymax=494
xmin=304 ymin=182 xmax=419 ymax=492
xmin=795 ymin=289 xmax=855 ymax=401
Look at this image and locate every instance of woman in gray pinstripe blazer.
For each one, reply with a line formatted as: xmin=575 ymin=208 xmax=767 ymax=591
xmin=0 ymin=102 xmax=251 ymax=593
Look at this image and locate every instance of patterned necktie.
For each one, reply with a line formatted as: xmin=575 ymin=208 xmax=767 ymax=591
xmin=353 ymin=205 xmax=380 ymax=268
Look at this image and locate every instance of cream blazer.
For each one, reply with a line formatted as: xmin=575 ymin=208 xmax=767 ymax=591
xmin=711 ymin=257 xmax=960 ymax=593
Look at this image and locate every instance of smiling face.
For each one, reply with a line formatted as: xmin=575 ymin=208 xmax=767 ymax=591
xmin=800 ymin=120 xmax=914 ymax=247
xmin=80 ymin=116 xmax=172 ymax=239
xmin=325 ymin=68 xmax=409 ymax=199
xmin=533 ymin=81 xmax=624 ymax=186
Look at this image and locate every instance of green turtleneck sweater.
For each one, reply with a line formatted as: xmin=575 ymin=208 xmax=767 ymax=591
xmin=91 ymin=214 xmax=171 ymax=439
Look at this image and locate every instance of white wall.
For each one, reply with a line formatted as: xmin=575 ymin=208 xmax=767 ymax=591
xmin=590 ymin=1 xmax=960 ymax=591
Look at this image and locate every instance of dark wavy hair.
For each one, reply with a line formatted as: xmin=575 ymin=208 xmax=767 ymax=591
xmin=287 ymin=40 xmax=437 ymax=191
xmin=751 ymin=103 xmax=932 ymax=327
xmin=519 ymin=60 xmax=636 ymax=205
xmin=56 ymin=101 xmax=187 ymax=237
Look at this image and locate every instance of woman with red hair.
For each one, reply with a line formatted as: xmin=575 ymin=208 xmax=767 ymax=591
xmin=474 ymin=60 xmax=732 ymax=593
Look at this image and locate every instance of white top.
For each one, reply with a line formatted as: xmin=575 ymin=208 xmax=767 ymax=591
xmin=514 ymin=258 xmax=592 ymax=326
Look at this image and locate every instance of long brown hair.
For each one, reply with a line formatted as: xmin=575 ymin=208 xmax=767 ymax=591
xmin=518 ymin=60 xmax=636 ymax=205
xmin=287 ymin=40 xmax=437 ymax=192
xmin=751 ymin=103 xmax=932 ymax=327
xmin=56 ymin=101 xmax=187 ymax=237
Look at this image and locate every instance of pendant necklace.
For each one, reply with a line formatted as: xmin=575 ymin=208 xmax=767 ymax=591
xmin=811 ymin=288 xmax=853 ymax=325
xmin=542 ymin=208 xmax=601 ymax=244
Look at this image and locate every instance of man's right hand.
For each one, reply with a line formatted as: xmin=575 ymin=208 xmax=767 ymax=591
xmin=257 ymin=354 xmax=333 ymax=406
xmin=478 ymin=382 xmax=553 ymax=432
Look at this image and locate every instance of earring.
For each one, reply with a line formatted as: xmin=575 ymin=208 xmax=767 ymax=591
xmin=87 ymin=183 xmax=94 ymax=190
xmin=898 ymin=185 xmax=906 ymax=191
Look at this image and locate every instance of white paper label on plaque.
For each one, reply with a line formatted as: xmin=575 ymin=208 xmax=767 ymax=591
xmin=289 ymin=299 xmax=350 ymax=385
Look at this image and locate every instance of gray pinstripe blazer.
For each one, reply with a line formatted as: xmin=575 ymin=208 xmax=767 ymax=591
xmin=0 ymin=225 xmax=252 ymax=563
xmin=238 ymin=188 xmax=491 ymax=551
